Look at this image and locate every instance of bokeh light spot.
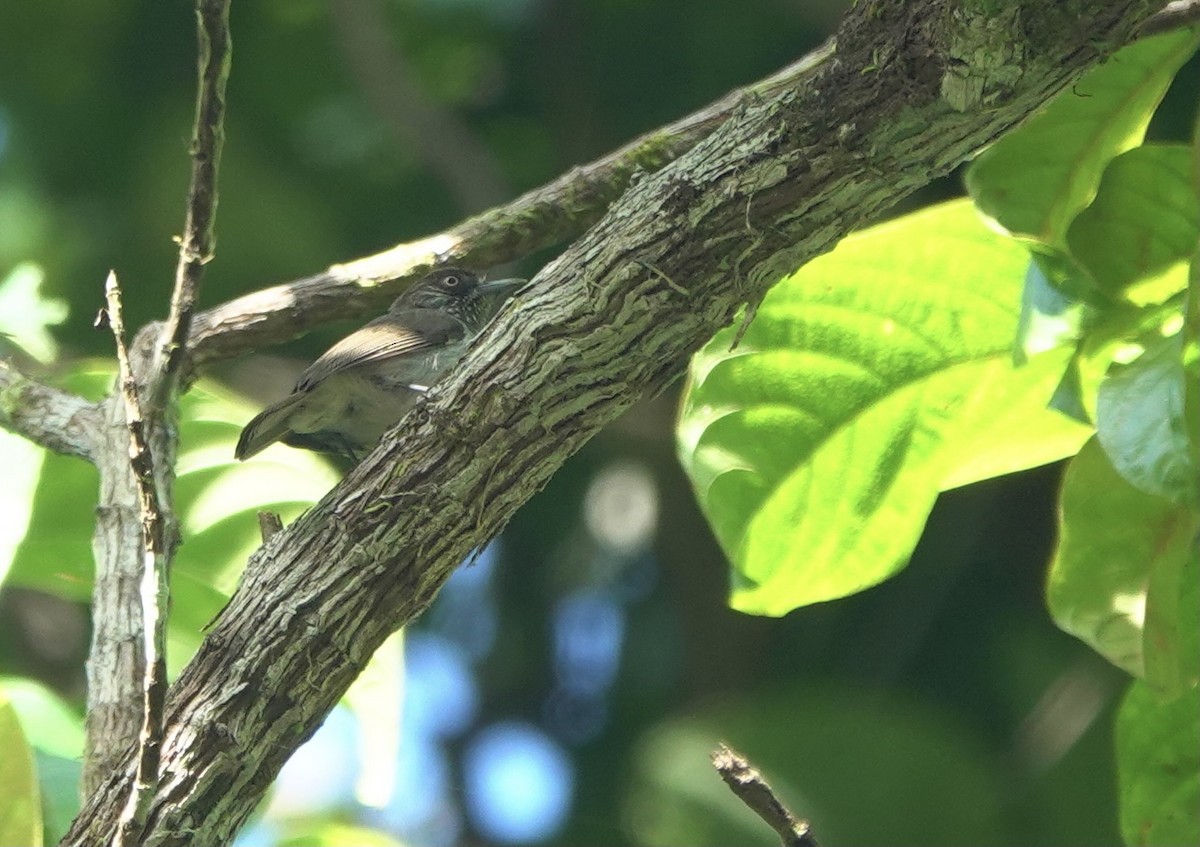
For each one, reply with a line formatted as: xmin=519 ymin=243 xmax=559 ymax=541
xmin=463 ymin=722 xmax=574 ymax=843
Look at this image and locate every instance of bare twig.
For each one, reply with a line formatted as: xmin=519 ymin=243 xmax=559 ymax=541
xmin=101 ymin=272 xmax=171 ymax=847
xmin=156 ymin=0 xmax=231 ymax=400
xmin=0 ymin=360 xmax=101 ymax=460
xmin=712 ymin=744 xmax=821 ymax=847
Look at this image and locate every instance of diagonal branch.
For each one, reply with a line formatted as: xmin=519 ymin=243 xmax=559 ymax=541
xmin=183 ymin=38 xmax=837 ymax=367
xmin=180 ymin=0 xmax=1195 ymax=371
xmin=62 ymin=3 xmax=1158 ymax=845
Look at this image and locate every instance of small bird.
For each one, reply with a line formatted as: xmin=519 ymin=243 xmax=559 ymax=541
xmin=235 ymin=267 xmax=524 ymax=462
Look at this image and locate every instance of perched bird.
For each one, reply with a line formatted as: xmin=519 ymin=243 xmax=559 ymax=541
xmin=235 ymin=267 xmax=524 ymax=462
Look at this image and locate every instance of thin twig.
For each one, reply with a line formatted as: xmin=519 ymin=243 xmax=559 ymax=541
xmin=102 ymin=272 xmax=170 ymax=847
xmin=156 ymin=0 xmax=232 ymax=403
xmin=712 ymin=743 xmax=821 ymax=847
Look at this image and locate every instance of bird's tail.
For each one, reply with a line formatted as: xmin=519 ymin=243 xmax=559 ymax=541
xmin=235 ymin=393 xmax=304 ymax=460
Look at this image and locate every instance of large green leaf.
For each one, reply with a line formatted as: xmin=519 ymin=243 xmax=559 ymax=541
xmin=1117 ymin=682 xmax=1200 ymax=847
xmin=0 ymin=260 xmax=66 ymax=588
xmin=0 ymin=676 xmax=84 ymax=761
xmin=1047 ymin=437 xmax=1198 ymax=689
xmin=32 ymin=754 xmax=80 ymax=847
xmin=677 ymin=200 xmax=1091 ymax=615
xmin=1067 ymin=144 xmax=1196 ymax=305
xmin=0 ymin=677 xmax=84 ymax=845
xmin=965 ymin=29 xmax=1200 ymax=247
xmin=0 ymin=693 xmax=43 ymax=847
xmin=4 ymin=365 xmax=110 ymax=602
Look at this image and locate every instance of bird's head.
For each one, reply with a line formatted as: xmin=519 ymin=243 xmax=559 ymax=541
xmin=390 ymin=268 xmax=525 ymax=328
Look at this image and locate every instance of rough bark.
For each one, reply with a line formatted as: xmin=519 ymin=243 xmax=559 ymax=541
xmin=85 ymin=380 xmax=150 ymax=797
xmin=0 ymin=361 xmax=101 ymax=460
xmin=61 ymin=2 xmax=1158 ymax=844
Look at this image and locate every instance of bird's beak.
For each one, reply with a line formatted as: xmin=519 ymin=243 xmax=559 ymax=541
xmin=477 ymin=277 xmax=526 ymax=297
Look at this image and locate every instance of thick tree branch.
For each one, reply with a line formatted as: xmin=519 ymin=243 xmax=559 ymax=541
xmin=62 ymin=3 xmax=1160 ymax=845
xmin=0 ymin=360 xmax=100 ymax=460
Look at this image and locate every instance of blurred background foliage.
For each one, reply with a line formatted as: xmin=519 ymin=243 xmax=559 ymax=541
xmin=0 ymin=1 xmax=1197 ymax=845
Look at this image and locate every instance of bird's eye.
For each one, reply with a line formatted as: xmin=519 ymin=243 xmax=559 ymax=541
xmin=443 ymin=274 xmax=461 ymax=289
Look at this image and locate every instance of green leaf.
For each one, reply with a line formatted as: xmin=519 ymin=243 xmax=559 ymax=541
xmin=166 ymin=385 xmax=341 ymax=659
xmin=0 ymin=678 xmax=83 ymax=845
xmin=1096 ymin=331 xmax=1198 ymax=506
xmin=1048 ymin=352 xmax=1093 ymax=424
xmin=965 ymin=29 xmax=1200 ymax=246
xmin=677 ymin=200 xmax=1091 ymax=615
xmin=0 ymin=431 xmax=45 ymax=589
xmin=33 ymin=754 xmax=80 ymax=847
xmin=0 ymin=693 xmax=43 ymax=847
xmin=0 ymin=263 xmax=68 ymax=363
xmin=1014 ymin=255 xmax=1087 ymax=363
xmin=0 ymin=677 xmax=84 ymax=761
xmin=1047 ymin=437 xmax=1198 ymax=685
xmin=1143 ymin=523 xmax=1200 ymax=697
xmin=1117 ymin=682 xmax=1200 ymax=847
xmin=1067 ymin=144 xmax=1197 ymax=305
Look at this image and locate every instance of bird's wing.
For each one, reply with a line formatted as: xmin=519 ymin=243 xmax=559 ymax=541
xmin=294 ymin=309 xmax=465 ymax=392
